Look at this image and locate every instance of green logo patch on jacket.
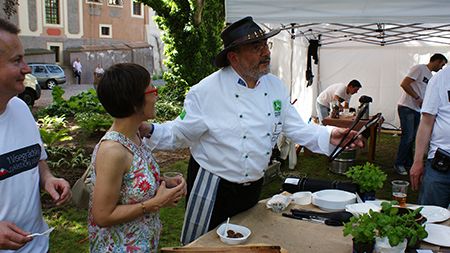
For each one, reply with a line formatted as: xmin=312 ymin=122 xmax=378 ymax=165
xmin=179 ymin=109 xmax=186 ymax=120
xmin=273 ymin=100 xmax=282 ymax=112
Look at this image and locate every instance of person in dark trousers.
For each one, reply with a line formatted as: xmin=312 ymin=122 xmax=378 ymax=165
xmin=72 ymin=57 xmax=82 ymax=84
xmin=394 ymin=53 xmax=447 ymax=175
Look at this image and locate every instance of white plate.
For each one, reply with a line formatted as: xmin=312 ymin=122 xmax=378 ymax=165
xmin=410 ymin=205 xmax=450 ymax=223
xmin=423 ymin=224 xmax=450 ymax=247
xmin=345 ymin=202 xmax=381 ymax=216
xmin=312 ymin=189 xmax=356 ymax=212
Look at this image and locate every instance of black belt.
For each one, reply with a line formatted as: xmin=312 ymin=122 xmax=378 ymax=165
xmin=220 ymin=177 xmax=264 ymax=188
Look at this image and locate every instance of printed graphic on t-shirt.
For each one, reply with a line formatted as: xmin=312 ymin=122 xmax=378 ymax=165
xmin=0 ymin=144 xmax=41 ymax=180
xmin=423 ymin=76 xmax=429 ymax=84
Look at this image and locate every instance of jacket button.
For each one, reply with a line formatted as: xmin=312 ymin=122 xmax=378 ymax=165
xmin=266 ymin=152 xmax=270 ymax=155
xmin=235 ymin=94 xmax=239 ymax=98
xmin=264 ymin=93 xmax=268 ymax=96
xmin=245 ymin=173 xmax=248 ymax=177
xmin=245 ymin=155 xmax=248 ymax=158
xmin=239 ymin=115 xmax=243 ymax=118
xmin=243 ymin=136 xmax=247 ymax=139
xmin=266 ymin=133 xmax=270 ymax=136
xmin=267 ymin=113 xmax=271 ymax=116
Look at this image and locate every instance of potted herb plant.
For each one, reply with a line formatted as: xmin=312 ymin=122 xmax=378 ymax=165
xmin=373 ymin=202 xmax=428 ymax=252
xmin=343 ymin=213 xmax=376 ymax=253
xmin=344 ymin=202 xmax=428 ymax=253
xmin=345 ymin=162 xmax=387 ymax=201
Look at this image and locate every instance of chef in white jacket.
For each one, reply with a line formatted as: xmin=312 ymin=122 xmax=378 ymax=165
xmin=142 ymin=16 xmax=364 ymax=244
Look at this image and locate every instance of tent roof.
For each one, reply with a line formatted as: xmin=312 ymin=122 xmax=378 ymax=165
xmin=226 ymin=0 xmax=450 ymax=46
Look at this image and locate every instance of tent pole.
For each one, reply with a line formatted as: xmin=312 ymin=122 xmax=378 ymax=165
xmin=289 ymin=36 xmax=294 ymax=98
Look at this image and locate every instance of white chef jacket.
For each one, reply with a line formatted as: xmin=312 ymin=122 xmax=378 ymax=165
xmin=146 ymin=67 xmax=334 ymax=183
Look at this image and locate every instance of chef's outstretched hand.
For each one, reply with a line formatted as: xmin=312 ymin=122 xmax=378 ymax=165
xmin=330 ymin=127 xmax=365 ymax=149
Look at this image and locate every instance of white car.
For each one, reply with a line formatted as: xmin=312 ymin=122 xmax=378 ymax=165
xmin=18 ymin=74 xmax=41 ymax=107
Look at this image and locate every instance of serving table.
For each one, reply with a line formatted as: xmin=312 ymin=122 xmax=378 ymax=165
xmin=322 ymin=115 xmax=381 ymax=162
xmin=185 ymin=200 xmax=450 ymax=253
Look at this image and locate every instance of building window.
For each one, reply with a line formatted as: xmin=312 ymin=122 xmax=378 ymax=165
xmin=87 ymin=0 xmax=102 ymax=4
xmin=45 ymin=0 xmax=60 ymax=25
xmin=108 ymin=0 xmax=123 ymax=6
xmin=132 ymin=1 xmax=143 ymax=17
xmin=99 ymin=24 xmax=112 ymax=38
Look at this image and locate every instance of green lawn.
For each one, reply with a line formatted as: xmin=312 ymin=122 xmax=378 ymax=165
xmin=44 ymin=132 xmax=412 ymax=252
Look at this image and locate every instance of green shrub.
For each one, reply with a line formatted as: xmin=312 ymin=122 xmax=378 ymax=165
xmin=75 ymin=112 xmax=113 ymax=137
xmin=37 ymin=88 xmax=105 ymax=118
xmin=155 ymin=99 xmax=183 ymax=122
xmin=38 ymin=115 xmax=72 ymax=146
xmin=46 ymin=146 xmax=91 ymax=170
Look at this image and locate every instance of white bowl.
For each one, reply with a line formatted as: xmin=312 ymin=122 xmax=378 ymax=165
xmin=216 ymin=223 xmax=251 ymax=245
xmin=312 ymin=189 xmax=356 ymax=212
xmin=291 ymin=191 xmax=312 ymax=205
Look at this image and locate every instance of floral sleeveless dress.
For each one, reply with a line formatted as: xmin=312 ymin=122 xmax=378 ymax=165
xmin=88 ymin=131 xmax=162 ymax=252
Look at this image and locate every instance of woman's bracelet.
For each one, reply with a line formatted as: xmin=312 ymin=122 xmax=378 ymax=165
xmin=140 ymin=202 xmax=148 ymax=215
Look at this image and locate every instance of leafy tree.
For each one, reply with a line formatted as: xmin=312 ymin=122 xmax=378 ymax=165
xmin=139 ymin=0 xmax=225 ymax=102
xmin=2 ymin=0 xmax=18 ymax=19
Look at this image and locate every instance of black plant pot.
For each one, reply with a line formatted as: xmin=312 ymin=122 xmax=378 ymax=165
xmin=359 ymin=191 xmax=376 ymax=202
xmin=352 ymin=238 xmax=375 ymax=253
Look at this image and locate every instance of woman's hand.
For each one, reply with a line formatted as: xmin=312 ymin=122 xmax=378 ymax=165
xmin=153 ymin=178 xmax=186 ymax=208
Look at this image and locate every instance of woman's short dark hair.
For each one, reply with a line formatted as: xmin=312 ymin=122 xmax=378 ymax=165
xmin=97 ymin=63 xmax=150 ymax=118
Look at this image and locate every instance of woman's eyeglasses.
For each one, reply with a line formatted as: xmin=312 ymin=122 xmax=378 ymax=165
xmin=144 ymin=87 xmax=158 ymax=96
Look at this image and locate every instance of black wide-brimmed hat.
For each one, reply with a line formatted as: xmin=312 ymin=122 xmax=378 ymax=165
xmin=214 ymin=16 xmax=280 ymax=68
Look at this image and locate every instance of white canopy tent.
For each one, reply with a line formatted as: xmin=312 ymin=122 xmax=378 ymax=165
xmin=225 ymin=0 xmax=450 ymax=127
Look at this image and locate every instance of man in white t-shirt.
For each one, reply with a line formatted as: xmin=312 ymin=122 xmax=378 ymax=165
xmin=0 ymin=18 xmax=71 ymax=252
xmin=410 ymin=65 xmax=450 ymax=208
xmin=394 ymin=54 xmax=447 ymax=176
xmin=316 ymin=80 xmax=362 ymax=123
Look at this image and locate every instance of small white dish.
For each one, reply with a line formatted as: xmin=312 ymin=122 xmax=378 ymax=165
xmin=291 ymin=191 xmax=312 ymax=205
xmin=312 ymin=189 xmax=356 ymax=212
xmin=410 ymin=205 xmax=450 ymax=223
xmin=216 ymin=223 xmax=251 ymax=245
xmin=423 ymin=223 xmax=450 ymax=247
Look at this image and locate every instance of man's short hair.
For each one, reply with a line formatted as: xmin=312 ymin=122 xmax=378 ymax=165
xmin=430 ymin=53 xmax=448 ymax=63
xmin=97 ymin=63 xmax=150 ymax=118
xmin=0 ymin=18 xmax=20 ymax=34
xmin=348 ymin=79 xmax=362 ymax=88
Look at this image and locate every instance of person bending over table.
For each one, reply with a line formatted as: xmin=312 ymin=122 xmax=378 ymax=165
xmin=316 ymin=80 xmax=362 ymax=124
xmin=140 ymin=16 xmax=365 ymax=245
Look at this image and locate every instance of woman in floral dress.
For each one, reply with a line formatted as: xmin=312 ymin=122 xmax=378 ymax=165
xmin=88 ymin=63 xmax=186 ymax=252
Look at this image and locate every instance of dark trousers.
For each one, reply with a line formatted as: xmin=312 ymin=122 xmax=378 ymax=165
xmin=75 ymin=71 xmax=81 ymax=84
xmin=395 ymin=105 xmax=420 ymax=167
xmin=186 ymin=155 xmax=264 ymax=231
